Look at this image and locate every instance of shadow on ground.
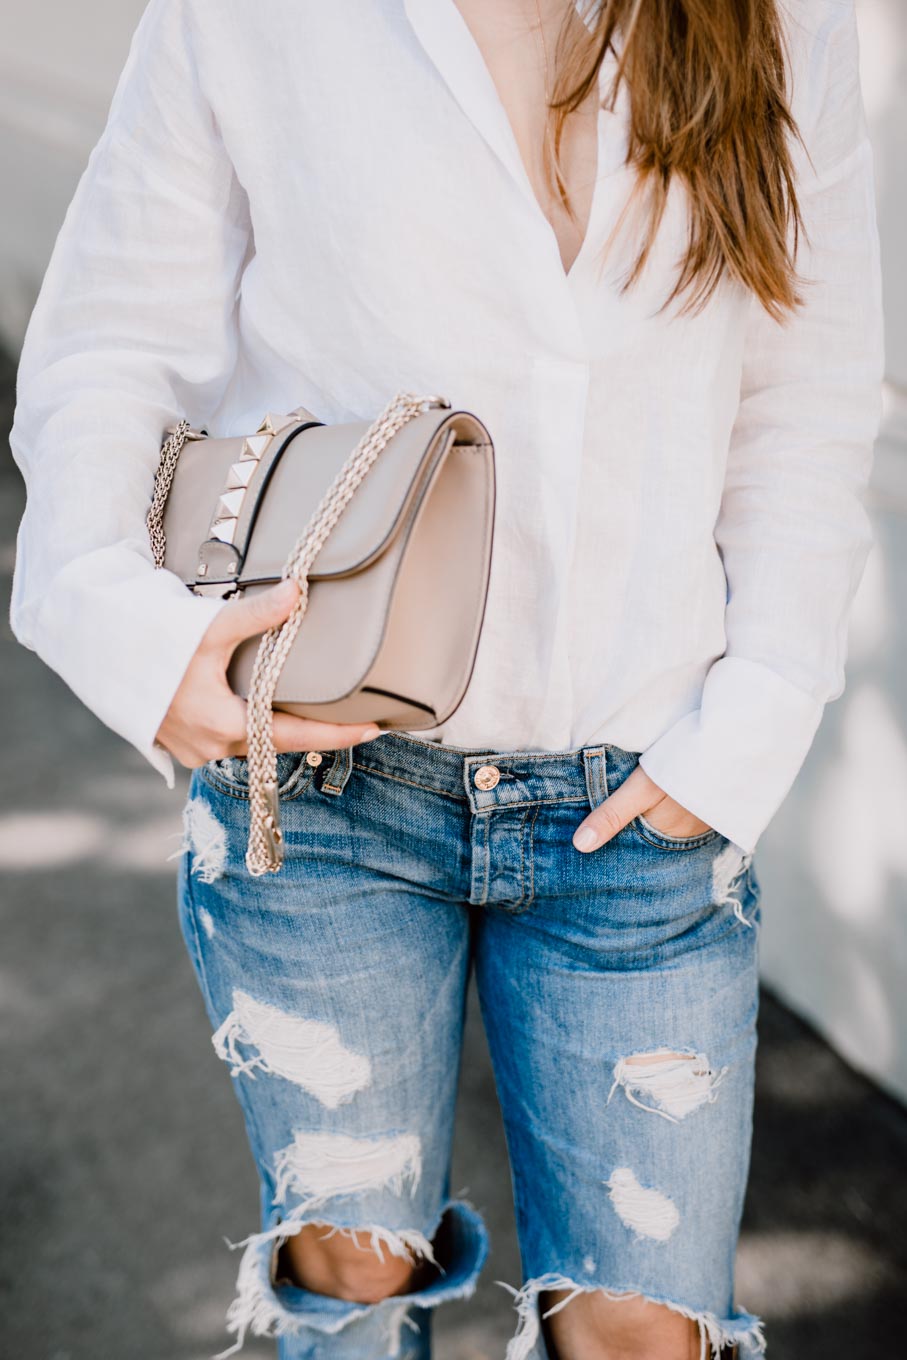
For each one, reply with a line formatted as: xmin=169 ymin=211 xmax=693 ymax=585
xmin=1 ymin=350 xmax=905 ymax=1359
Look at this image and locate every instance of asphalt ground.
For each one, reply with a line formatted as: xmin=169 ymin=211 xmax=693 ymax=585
xmin=1 ymin=349 xmax=905 ymax=1359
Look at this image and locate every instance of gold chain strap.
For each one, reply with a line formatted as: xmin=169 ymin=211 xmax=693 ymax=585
xmin=146 ymin=419 xmax=191 ymax=568
xmin=244 ymin=391 xmax=445 ymax=876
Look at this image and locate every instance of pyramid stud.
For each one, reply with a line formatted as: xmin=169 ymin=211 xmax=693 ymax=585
xmin=257 ymin=412 xmax=293 ymax=436
xmin=210 ymin=517 xmax=238 ymax=544
xmin=226 ymin=460 xmax=258 ymax=490
xmin=243 ymin=434 xmax=271 ymax=458
xmin=216 ymin=489 xmax=246 ymax=518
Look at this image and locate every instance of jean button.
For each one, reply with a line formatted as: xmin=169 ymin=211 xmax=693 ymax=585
xmin=474 ymin=764 xmax=500 ymax=790
xmin=305 ymin=751 xmax=323 ymax=767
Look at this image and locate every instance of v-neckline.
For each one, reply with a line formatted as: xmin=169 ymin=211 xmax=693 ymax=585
xmin=404 ymin=0 xmax=615 ymax=284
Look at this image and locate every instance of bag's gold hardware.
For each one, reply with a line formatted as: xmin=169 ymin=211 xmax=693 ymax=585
xmin=263 ymin=816 xmax=284 ymax=866
xmin=147 ymin=420 xmax=191 ymax=568
xmin=164 ymin=423 xmax=208 ymax=441
xmin=261 ymin=779 xmax=285 ymax=865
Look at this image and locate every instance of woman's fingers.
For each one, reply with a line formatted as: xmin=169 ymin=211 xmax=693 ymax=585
xmin=203 ymin=578 xmax=301 ymax=659
xmin=269 ymin=711 xmax=382 ymax=752
xmin=572 ymin=765 xmax=660 ymax=852
xmin=182 ymin=580 xmax=383 ymax=760
xmin=179 ymin=576 xmax=386 ymax=761
xmin=223 ymin=707 xmax=381 ymax=757
xmin=159 ymin=580 xmax=385 ymax=767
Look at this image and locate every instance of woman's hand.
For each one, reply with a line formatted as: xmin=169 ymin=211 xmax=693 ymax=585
xmin=155 ymin=578 xmax=383 ymax=768
xmin=572 ymin=764 xmax=713 ymax=851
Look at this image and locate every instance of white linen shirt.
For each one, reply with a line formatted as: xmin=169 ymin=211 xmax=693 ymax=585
xmin=9 ymin=0 xmax=884 ymax=852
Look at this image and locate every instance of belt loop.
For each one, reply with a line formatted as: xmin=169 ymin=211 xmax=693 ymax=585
xmin=321 ymin=745 xmax=353 ymax=796
xmin=582 ymin=745 xmax=608 ymax=811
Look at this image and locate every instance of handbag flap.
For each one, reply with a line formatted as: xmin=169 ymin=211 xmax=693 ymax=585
xmin=162 ymin=408 xmax=488 ymax=585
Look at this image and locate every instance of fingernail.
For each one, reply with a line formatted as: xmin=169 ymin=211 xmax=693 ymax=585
xmin=360 ymin=727 xmax=381 ymax=741
xmin=573 ymin=826 xmax=598 ymax=852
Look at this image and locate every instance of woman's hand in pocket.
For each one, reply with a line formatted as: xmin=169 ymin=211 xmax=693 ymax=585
xmin=572 ymin=764 xmax=713 ymax=852
xmin=155 ymin=578 xmax=383 ymax=769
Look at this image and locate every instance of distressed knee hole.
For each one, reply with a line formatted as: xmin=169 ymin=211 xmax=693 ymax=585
xmin=176 ymin=797 xmax=226 ymax=883
xmin=218 ymin=1232 xmax=424 ymax=1359
xmin=276 ymin=1219 xmax=437 ymax=1306
xmin=608 ymin=1047 xmax=728 ymax=1122
xmin=500 ymin=1274 xmax=766 ymax=1360
xmin=712 ymin=843 xmax=756 ymax=928
xmin=296 ymin=1220 xmax=437 ymax=1269
xmin=211 ymin=990 xmax=371 ymax=1106
xmin=235 ymin=1129 xmax=435 ymax=1261
xmin=219 ymin=1200 xmax=488 ymax=1360
xmin=606 ymin=1167 xmax=680 ymax=1242
xmin=274 ymin=1130 xmax=424 ymax=1216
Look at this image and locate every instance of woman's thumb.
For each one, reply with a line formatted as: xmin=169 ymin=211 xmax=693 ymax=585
xmin=209 ymin=578 xmax=300 ymax=652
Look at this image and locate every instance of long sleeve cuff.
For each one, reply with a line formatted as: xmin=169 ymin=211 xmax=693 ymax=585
xmin=638 ymin=656 xmax=824 ymax=853
xmin=14 ymin=545 xmax=227 ymax=788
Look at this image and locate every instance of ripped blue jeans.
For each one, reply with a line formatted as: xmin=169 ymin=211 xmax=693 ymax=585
xmin=177 ymin=732 xmax=764 ymax=1360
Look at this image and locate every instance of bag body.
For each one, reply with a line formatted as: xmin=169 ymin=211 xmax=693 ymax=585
xmin=159 ymin=401 xmax=495 ymax=730
xmin=149 ymin=394 xmax=496 ymax=872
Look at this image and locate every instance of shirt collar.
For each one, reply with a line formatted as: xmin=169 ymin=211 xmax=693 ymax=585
xmin=403 ymin=1 xmax=624 ymax=197
xmin=403 ymin=0 xmax=541 ymax=210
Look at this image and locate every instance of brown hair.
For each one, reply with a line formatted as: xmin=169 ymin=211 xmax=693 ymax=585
xmin=547 ymin=0 xmax=805 ymax=320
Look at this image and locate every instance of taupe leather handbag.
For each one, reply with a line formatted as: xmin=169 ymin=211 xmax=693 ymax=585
xmin=146 ymin=393 xmax=496 ymax=875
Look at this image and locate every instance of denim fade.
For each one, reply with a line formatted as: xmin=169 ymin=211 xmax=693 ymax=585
xmin=177 ymin=731 xmax=765 ymax=1360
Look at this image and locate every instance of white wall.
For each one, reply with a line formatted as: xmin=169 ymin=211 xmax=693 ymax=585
xmin=758 ymin=411 xmax=907 ymax=1104
xmin=856 ymin=0 xmax=907 ymax=389
xmin=757 ymin=0 xmax=907 ymax=1104
xmin=1 ymin=0 xmax=906 ymax=1097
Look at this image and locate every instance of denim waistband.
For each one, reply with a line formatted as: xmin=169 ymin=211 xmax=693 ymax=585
xmin=318 ymin=731 xmax=640 ymax=814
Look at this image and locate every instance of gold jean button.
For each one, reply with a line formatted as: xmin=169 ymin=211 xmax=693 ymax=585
xmin=474 ymin=763 xmax=500 ymax=791
xmin=305 ymin=751 xmax=323 ymax=767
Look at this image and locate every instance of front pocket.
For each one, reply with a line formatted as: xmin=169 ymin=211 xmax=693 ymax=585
xmin=199 ymin=750 xmax=314 ymax=801
xmin=601 ymin=747 xmax=720 ymax=852
xmin=632 ymin=812 xmax=720 ymax=852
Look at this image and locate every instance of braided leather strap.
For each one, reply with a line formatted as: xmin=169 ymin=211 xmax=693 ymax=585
xmin=244 ymin=392 xmax=446 ymax=876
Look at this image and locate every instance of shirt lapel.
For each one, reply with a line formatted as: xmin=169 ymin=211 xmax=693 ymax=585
xmin=402 ymin=0 xmax=539 ymax=210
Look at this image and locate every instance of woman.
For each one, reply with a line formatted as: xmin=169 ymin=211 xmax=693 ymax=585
xmin=9 ymin=1 xmax=883 ymax=1358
